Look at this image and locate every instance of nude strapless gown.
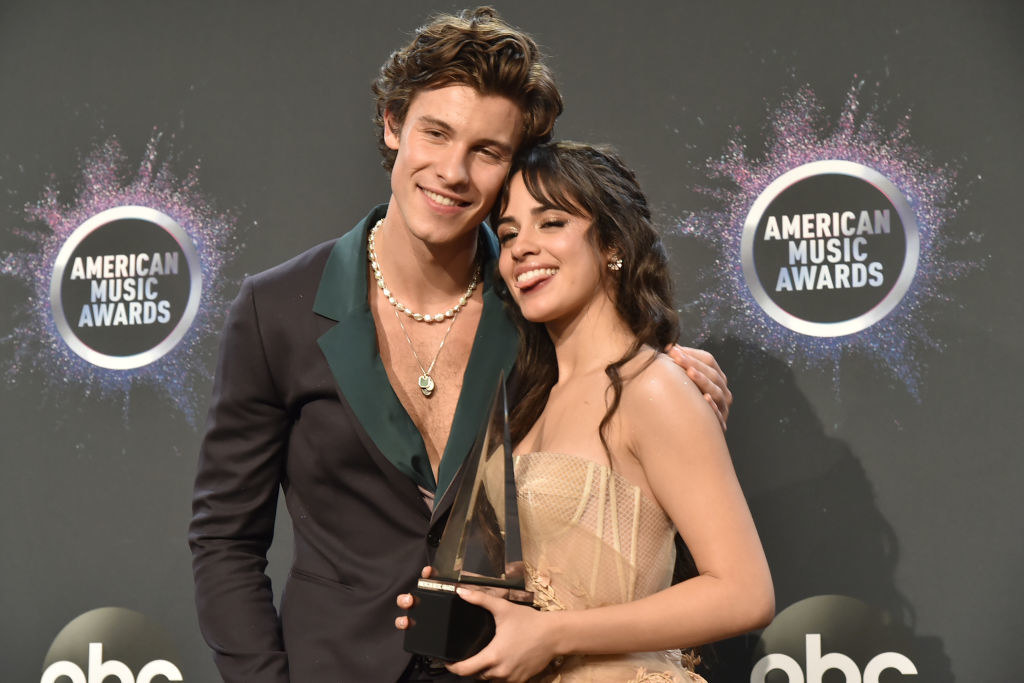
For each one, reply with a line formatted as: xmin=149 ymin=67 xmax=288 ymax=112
xmin=514 ymin=452 xmax=707 ymax=683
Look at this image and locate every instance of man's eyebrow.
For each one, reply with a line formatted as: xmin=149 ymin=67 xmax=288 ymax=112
xmin=417 ymin=115 xmax=454 ymax=133
xmin=416 ymin=115 xmax=513 ymax=156
xmin=481 ymin=138 xmax=514 ymax=157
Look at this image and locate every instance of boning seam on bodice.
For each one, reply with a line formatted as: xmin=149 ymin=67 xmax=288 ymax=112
xmin=517 ymin=451 xmax=673 ymax=606
xmin=571 ymin=462 xmax=595 ymax=525
xmin=629 ymin=485 xmax=641 ymax=602
xmin=589 ymin=464 xmax=606 ymax=598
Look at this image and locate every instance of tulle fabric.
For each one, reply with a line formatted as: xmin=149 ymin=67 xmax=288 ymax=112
xmin=514 ymin=452 xmax=707 ymax=683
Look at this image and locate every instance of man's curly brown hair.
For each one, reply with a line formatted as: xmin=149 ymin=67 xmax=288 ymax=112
xmin=372 ymin=6 xmax=563 ymax=171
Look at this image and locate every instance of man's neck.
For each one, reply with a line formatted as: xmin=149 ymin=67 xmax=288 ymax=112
xmin=374 ymin=202 xmax=481 ymax=314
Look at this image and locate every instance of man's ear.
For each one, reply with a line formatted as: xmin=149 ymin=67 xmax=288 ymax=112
xmin=383 ymin=109 xmax=401 ymax=151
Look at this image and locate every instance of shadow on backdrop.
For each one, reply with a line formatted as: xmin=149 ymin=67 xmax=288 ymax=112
xmin=678 ymin=337 xmax=952 ymax=683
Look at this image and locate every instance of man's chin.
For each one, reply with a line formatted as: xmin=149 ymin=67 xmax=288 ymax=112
xmin=411 ymin=223 xmax=483 ymax=250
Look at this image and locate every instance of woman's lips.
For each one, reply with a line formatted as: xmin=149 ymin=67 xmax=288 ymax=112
xmin=515 ymin=267 xmax=558 ymax=291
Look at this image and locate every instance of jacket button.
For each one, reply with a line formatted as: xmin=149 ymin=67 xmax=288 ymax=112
xmin=426 ymin=532 xmax=440 ymax=547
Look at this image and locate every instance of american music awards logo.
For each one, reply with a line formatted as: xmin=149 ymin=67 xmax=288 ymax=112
xmin=1 ymin=134 xmax=239 ymax=421
xmin=680 ymin=82 xmax=976 ymax=393
xmin=741 ymin=160 xmax=918 ymax=338
xmin=50 ymin=206 xmax=202 ymax=370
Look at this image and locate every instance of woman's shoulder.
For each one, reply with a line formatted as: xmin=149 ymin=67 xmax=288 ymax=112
xmin=616 ymin=349 xmax=727 ymax=476
xmin=621 ymin=347 xmax=699 ymax=399
xmin=618 ymin=348 xmax=713 ymax=429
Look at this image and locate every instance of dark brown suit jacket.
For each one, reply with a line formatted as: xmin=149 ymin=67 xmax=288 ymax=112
xmin=189 ymin=206 xmax=518 ymax=682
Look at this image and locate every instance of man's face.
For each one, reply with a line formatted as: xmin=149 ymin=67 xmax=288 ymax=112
xmin=385 ymin=84 xmax=522 ymax=248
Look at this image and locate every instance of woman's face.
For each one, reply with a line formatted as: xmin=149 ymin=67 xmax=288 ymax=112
xmin=496 ymin=172 xmax=611 ymax=327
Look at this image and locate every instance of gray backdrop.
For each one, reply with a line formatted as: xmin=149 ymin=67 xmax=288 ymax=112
xmin=2 ymin=1 xmax=1021 ymax=681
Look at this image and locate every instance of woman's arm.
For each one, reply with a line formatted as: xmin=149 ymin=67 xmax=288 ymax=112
xmin=446 ymin=355 xmax=772 ymax=682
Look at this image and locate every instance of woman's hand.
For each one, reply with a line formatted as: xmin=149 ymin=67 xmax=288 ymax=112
xmin=445 ymin=587 xmax=559 ymax=683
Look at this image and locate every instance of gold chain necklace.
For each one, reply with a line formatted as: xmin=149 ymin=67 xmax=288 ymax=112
xmin=393 ymin=309 xmax=457 ymax=397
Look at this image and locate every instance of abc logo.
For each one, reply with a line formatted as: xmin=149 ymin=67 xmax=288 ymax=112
xmin=41 ymin=643 xmax=181 ymax=683
xmin=40 ymin=608 xmax=183 ymax=683
xmin=751 ymin=595 xmax=919 ymax=683
xmin=752 ymin=634 xmax=916 ymax=682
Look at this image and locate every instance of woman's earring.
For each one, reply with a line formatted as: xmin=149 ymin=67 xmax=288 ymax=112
xmin=607 ymin=256 xmax=623 ymax=272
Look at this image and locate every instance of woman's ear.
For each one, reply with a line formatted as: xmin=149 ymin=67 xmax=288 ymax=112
xmin=606 ymin=248 xmax=624 ymax=272
xmin=600 ymin=234 xmax=624 ymax=270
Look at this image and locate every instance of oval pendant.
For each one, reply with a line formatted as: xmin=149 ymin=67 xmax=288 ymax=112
xmin=418 ymin=374 xmax=435 ymax=397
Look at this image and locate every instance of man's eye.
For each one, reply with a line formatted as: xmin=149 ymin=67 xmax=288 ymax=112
xmin=479 ymin=147 xmax=504 ymax=162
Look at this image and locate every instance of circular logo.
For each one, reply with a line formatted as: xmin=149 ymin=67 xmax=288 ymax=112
xmin=751 ymin=595 xmax=919 ymax=682
xmin=49 ymin=206 xmax=202 ymax=369
xmin=741 ymin=161 xmax=918 ymax=337
xmin=41 ymin=607 xmax=183 ymax=683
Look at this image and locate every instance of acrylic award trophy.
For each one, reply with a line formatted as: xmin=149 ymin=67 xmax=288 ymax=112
xmin=403 ymin=372 xmax=534 ymax=661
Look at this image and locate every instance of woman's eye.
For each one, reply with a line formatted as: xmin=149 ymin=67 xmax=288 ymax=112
xmin=498 ymin=230 xmax=517 ymax=245
xmin=541 ymin=219 xmax=566 ymax=229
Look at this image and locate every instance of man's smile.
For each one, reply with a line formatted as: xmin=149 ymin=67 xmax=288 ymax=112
xmin=420 ymin=187 xmax=470 ymax=208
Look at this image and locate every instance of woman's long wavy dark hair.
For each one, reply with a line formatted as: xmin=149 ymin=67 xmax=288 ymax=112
xmin=491 ymin=141 xmax=680 ymax=455
xmin=493 ymin=142 xmax=705 ymax=672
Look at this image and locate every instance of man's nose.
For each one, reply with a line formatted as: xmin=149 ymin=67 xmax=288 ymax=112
xmin=436 ymin=147 xmax=470 ymax=187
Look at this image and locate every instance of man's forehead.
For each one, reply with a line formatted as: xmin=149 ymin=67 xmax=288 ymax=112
xmin=406 ymin=85 xmax=523 ymax=147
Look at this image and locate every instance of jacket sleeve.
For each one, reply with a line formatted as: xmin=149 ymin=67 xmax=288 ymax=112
xmin=189 ymin=276 xmax=291 ymax=683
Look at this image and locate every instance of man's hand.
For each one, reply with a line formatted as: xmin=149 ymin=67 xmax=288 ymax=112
xmin=665 ymin=344 xmax=732 ymax=431
xmin=395 ymin=566 xmax=432 ymax=631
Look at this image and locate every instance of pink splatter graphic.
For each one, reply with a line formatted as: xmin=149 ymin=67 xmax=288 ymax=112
xmin=679 ymin=82 xmax=977 ymax=394
xmin=1 ymin=132 xmax=240 ymax=422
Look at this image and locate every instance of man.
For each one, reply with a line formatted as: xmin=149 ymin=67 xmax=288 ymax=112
xmin=189 ymin=8 xmax=732 ymax=683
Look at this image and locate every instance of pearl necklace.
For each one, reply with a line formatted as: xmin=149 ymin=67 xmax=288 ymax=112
xmin=368 ymin=218 xmax=480 ymax=323
xmin=368 ymin=218 xmax=481 ymax=397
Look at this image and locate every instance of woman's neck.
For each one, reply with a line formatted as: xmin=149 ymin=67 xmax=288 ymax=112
xmin=546 ymin=294 xmax=636 ymax=382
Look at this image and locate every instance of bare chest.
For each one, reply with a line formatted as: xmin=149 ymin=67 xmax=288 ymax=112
xmin=372 ymin=296 xmax=482 ymax=477
xmin=518 ymin=377 xmax=655 ymax=499
xmin=518 ymin=381 xmax=610 ymax=458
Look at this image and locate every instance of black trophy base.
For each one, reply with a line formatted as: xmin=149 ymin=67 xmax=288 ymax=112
xmin=403 ymin=578 xmax=533 ymax=662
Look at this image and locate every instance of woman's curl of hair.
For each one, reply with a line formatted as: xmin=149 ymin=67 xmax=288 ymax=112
xmin=493 ymin=141 xmax=680 ymax=455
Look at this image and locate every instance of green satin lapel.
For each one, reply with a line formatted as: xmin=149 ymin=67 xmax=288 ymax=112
xmin=313 ymin=205 xmax=518 ymax=499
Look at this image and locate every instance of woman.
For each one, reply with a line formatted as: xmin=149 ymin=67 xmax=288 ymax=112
xmin=400 ymin=141 xmax=773 ymax=682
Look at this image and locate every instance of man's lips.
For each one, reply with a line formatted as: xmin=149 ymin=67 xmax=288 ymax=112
xmin=421 ymin=187 xmax=470 ymax=208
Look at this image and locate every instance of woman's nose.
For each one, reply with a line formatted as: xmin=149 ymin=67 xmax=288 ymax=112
xmin=510 ymin=228 xmax=539 ymax=259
